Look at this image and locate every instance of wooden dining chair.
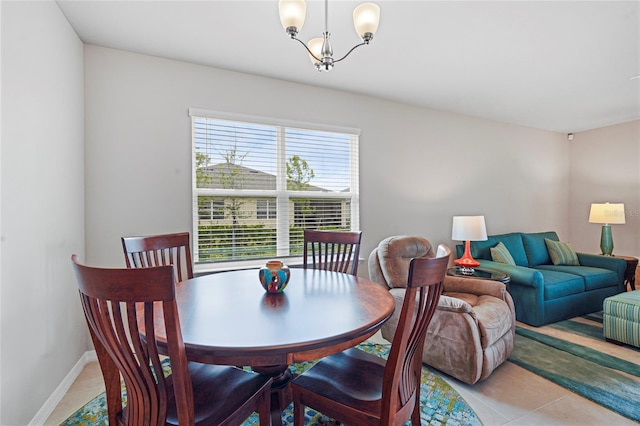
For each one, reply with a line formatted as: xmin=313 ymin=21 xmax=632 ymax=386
xmin=71 ymin=255 xmax=272 ymax=426
xmin=291 ymin=248 xmax=449 ymax=426
xmin=121 ymin=232 xmax=193 ymax=282
xmin=303 ymin=229 xmax=363 ymax=275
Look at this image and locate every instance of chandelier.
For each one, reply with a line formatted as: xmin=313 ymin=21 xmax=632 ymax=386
xmin=278 ymin=0 xmax=380 ymax=72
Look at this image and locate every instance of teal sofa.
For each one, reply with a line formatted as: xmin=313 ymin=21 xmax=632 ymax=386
xmin=456 ymin=231 xmax=625 ymax=326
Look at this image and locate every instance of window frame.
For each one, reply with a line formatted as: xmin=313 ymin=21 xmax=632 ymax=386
xmin=190 ymin=109 xmax=360 ymax=272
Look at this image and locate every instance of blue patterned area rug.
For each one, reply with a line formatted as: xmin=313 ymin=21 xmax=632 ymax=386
xmin=62 ymin=342 xmax=482 ymax=425
xmin=509 ymin=312 xmax=640 ymax=423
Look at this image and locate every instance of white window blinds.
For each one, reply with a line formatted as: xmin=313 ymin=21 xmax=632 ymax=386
xmin=191 ymin=111 xmax=360 ymax=264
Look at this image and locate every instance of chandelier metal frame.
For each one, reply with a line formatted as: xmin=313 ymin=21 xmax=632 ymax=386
xmin=279 ymin=0 xmax=380 ymax=72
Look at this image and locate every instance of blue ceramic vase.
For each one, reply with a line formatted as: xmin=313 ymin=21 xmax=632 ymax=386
xmin=259 ymin=260 xmax=291 ymax=293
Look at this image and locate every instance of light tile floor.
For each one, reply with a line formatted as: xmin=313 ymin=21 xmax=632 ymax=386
xmin=45 ymin=326 xmax=637 ymax=426
xmin=44 ymin=361 xmax=104 ymax=425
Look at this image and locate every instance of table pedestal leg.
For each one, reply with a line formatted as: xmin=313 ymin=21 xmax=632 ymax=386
xmin=252 ymin=364 xmax=293 ymax=426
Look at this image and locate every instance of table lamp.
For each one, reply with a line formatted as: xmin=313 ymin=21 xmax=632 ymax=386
xmin=452 ymin=215 xmax=488 ymax=274
xmin=588 ymin=202 xmax=625 ymax=256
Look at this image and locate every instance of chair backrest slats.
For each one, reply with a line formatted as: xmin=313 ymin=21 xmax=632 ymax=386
xmin=72 ymin=256 xmax=194 ymax=425
xmin=380 ymin=250 xmax=449 ymax=423
xmin=303 ymin=230 xmax=363 ymax=276
xmin=122 ymin=232 xmax=193 ymax=283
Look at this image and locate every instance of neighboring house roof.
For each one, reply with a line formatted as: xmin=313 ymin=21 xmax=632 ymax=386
xmin=199 ymin=163 xmax=329 ymax=192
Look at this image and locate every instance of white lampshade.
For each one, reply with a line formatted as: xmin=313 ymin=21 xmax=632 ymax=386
xmin=588 ymin=203 xmax=626 ymax=225
xmin=452 ymin=216 xmax=488 ymax=241
xmin=353 ymin=3 xmax=380 ymax=39
xmin=279 ymin=0 xmax=306 ymax=31
xmin=307 ymin=37 xmax=323 ymax=66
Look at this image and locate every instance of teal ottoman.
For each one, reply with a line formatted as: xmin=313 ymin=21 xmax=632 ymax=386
xmin=603 ymin=290 xmax=640 ymax=348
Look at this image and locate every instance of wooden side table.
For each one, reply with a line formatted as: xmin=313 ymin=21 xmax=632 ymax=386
xmin=615 ymin=255 xmax=638 ymax=291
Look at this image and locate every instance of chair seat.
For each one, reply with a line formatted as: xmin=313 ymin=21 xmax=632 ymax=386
xmin=167 ymin=363 xmax=272 ymax=425
xmin=293 ymin=348 xmax=386 ymax=416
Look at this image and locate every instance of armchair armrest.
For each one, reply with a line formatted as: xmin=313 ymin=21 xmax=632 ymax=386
xmin=442 ymin=278 xmax=515 ymax=323
xmin=444 ymin=275 xmax=506 ymax=299
xmin=437 ymin=295 xmax=475 ymax=315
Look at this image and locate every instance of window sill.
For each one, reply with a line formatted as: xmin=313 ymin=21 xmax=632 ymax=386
xmin=193 ymin=257 xmax=364 ymax=276
xmin=194 ymin=257 xmax=306 ymax=276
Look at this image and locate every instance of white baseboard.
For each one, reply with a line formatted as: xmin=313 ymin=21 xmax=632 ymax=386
xmin=29 ymin=350 xmax=98 ymax=425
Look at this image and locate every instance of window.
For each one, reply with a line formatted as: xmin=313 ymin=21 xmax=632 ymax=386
xmin=191 ymin=109 xmax=360 ymax=264
xmin=256 ymin=199 xmax=276 ymax=220
xmin=198 ymin=197 xmax=225 ymax=220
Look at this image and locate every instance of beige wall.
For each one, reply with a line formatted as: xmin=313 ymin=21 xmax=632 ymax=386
xmin=83 ymin=45 xmax=570 ymax=274
xmin=569 ymin=119 xmax=640 ymax=257
xmin=1 ymin=1 xmax=85 ymax=424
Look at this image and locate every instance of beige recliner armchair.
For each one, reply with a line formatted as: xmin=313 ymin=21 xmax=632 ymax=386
xmin=369 ymin=235 xmax=515 ymax=385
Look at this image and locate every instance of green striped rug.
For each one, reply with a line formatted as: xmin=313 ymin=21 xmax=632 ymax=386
xmin=509 ymin=312 xmax=640 ymax=422
xmin=62 ymin=343 xmax=482 ymax=425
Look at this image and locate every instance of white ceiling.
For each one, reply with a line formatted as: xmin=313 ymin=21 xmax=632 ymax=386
xmin=56 ymin=0 xmax=640 ymax=133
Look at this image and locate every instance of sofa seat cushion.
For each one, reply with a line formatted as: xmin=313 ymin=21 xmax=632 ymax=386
xmin=537 ymin=265 xmax=619 ymax=291
xmin=534 ymin=268 xmax=584 ymax=300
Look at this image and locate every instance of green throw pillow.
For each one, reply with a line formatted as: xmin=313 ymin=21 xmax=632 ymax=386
xmin=490 ymin=242 xmax=516 ymax=265
xmin=545 ymin=238 xmax=580 ymax=266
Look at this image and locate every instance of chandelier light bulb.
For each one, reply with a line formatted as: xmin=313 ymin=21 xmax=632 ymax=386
xmin=308 ymin=37 xmax=323 ymax=67
xmin=278 ymin=0 xmax=306 ymax=36
xmin=353 ymin=3 xmax=380 ymax=42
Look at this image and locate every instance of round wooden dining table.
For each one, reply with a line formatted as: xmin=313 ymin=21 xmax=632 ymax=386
xmin=156 ymin=267 xmax=395 ymax=425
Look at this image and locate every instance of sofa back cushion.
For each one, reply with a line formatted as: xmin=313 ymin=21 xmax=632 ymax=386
xmin=522 ymin=231 xmax=559 ymax=266
xmin=460 ymin=232 xmax=528 ymax=266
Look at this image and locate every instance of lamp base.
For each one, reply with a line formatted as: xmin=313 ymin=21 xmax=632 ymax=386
xmin=600 ymin=224 xmax=614 ymax=256
xmin=454 ymin=240 xmax=480 ymax=274
xmin=456 ymin=265 xmax=477 ymax=276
